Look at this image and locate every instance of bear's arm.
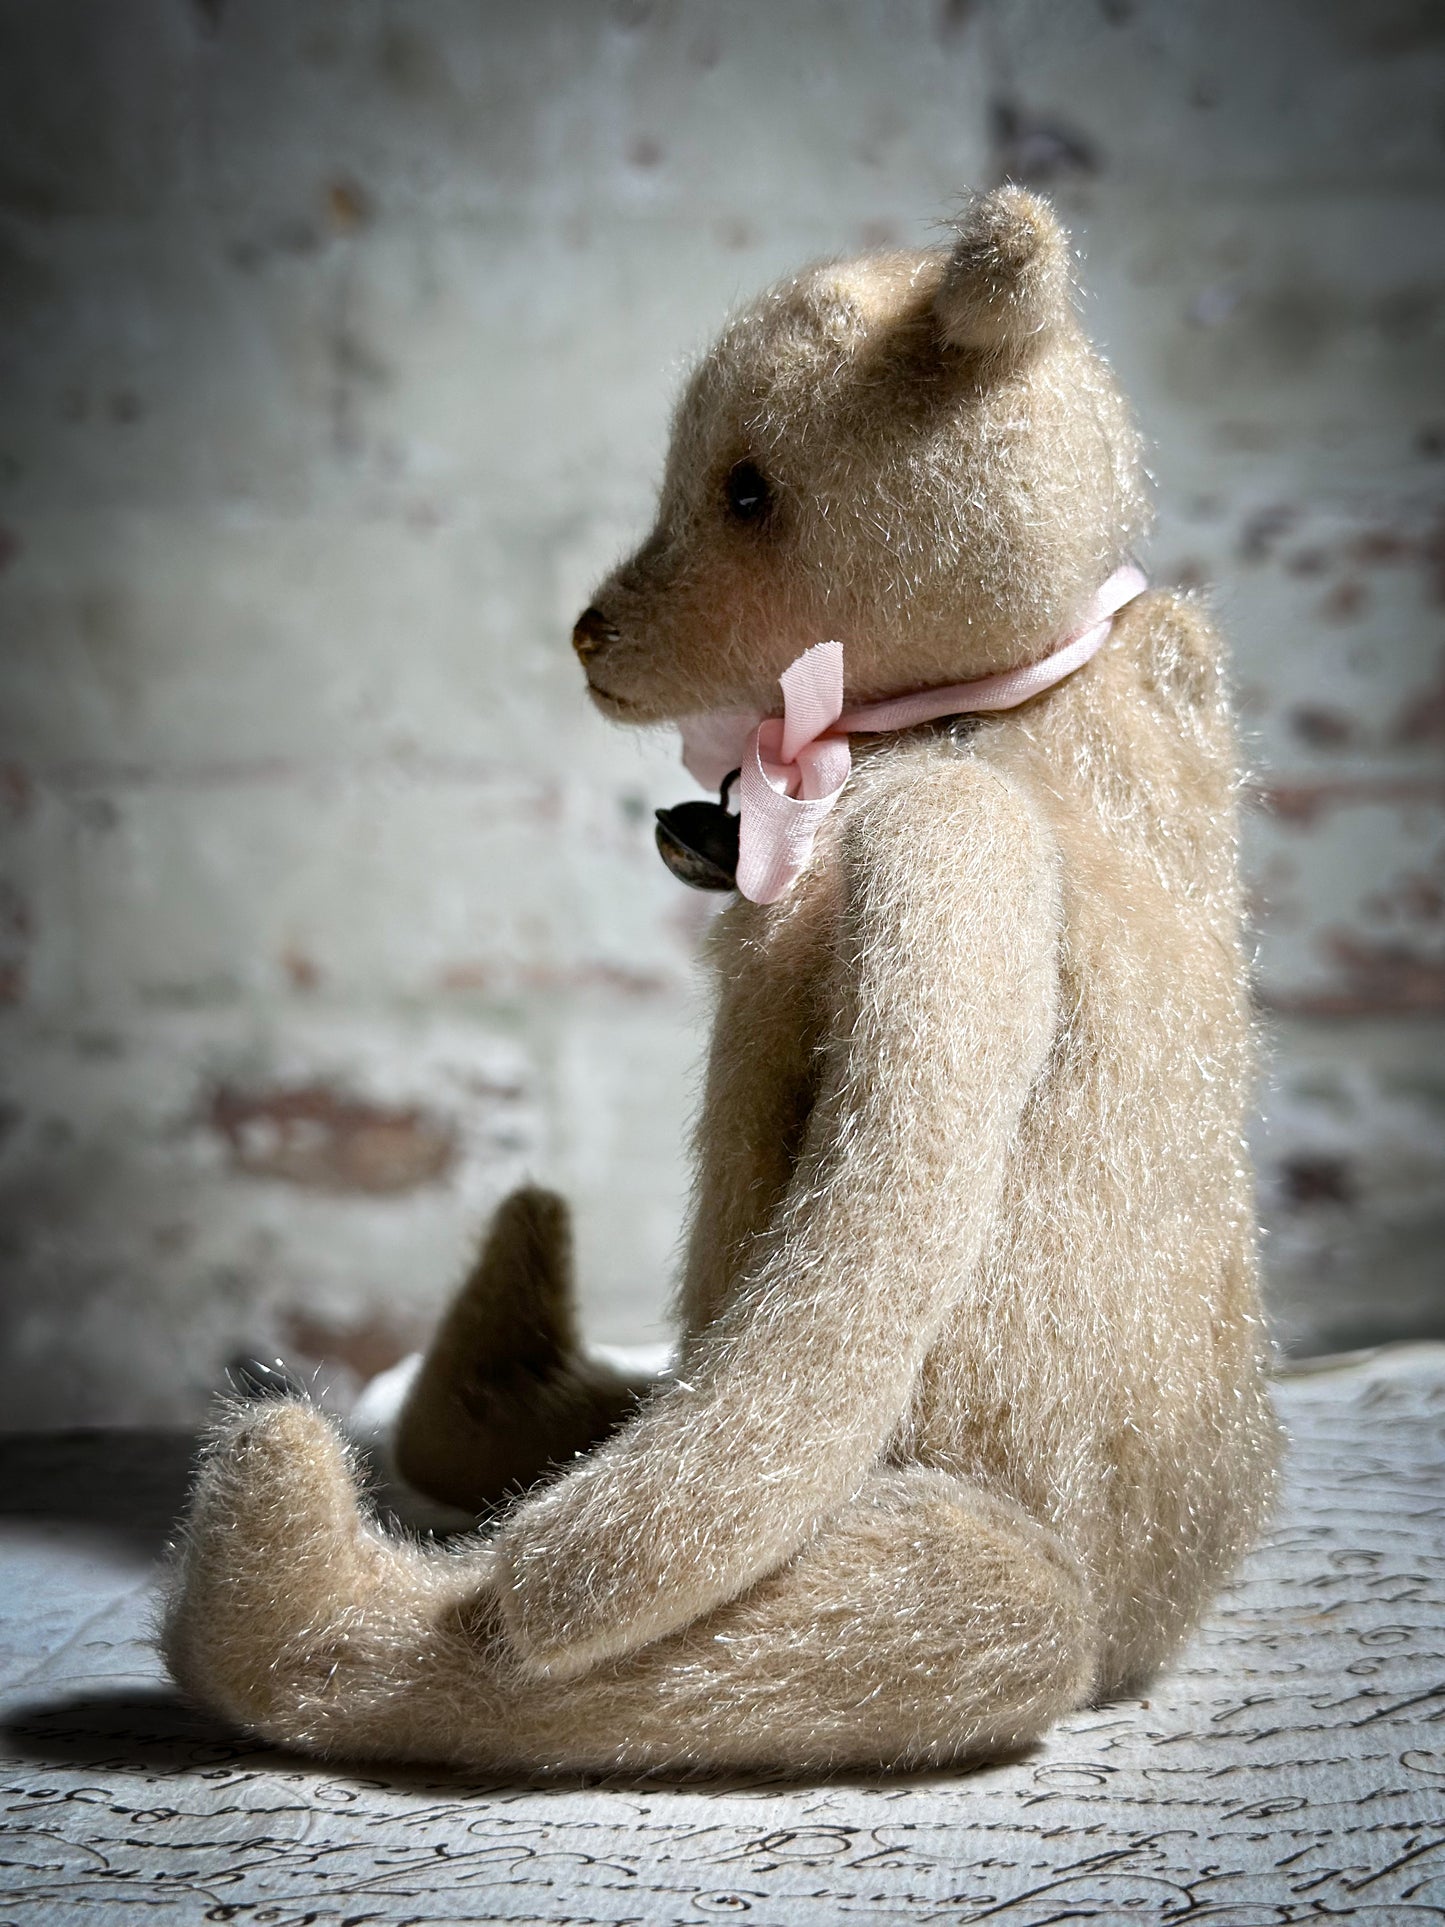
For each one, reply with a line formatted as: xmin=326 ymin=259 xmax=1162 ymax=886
xmin=492 ymin=757 xmax=1062 ymax=1679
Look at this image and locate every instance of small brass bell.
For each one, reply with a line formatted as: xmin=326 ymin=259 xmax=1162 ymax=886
xmin=655 ymin=770 xmax=741 ymax=892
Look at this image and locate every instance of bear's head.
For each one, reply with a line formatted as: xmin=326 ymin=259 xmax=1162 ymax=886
xmin=573 ymin=187 xmax=1148 ymax=726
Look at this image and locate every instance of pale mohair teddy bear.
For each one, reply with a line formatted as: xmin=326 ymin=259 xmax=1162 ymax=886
xmin=163 ymin=189 xmax=1281 ymax=1774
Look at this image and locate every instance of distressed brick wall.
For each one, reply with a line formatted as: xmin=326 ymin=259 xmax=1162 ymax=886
xmin=1 ymin=0 xmax=1441 ymax=1424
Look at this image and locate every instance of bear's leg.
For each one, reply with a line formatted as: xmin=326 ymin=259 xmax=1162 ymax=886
xmin=391 ymin=1187 xmax=655 ymax=1512
xmin=164 ymin=1401 xmax=1096 ymax=1773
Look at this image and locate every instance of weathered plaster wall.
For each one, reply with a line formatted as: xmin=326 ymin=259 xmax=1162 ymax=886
xmin=1 ymin=0 xmax=1441 ymax=1424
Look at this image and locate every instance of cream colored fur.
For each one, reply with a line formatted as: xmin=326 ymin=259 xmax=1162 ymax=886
xmin=162 ymin=189 xmax=1281 ymax=1775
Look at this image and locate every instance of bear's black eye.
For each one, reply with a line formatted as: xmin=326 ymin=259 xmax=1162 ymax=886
xmin=724 ymin=459 xmax=772 ymax=524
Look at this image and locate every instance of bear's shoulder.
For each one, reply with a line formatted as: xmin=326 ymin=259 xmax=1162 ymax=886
xmin=838 ymin=739 xmax=1059 ymax=899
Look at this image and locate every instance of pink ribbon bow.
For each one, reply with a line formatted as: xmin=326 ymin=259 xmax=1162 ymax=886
xmin=679 ymin=565 xmax=1147 ymax=905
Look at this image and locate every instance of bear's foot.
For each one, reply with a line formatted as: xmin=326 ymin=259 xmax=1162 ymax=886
xmin=161 ymin=1400 xmax=433 ymax=1752
xmin=393 ymin=1186 xmax=655 ymax=1512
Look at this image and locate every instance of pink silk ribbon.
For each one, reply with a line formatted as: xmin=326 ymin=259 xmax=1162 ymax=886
xmin=678 ymin=564 xmax=1148 ymax=905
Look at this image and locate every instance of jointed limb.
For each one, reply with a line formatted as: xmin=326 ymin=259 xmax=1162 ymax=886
xmin=392 ymin=1188 xmax=656 ymax=1513
xmin=164 ymin=1398 xmax=1095 ymax=1774
xmin=493 ymin=763 xmax=1063 ymax=1677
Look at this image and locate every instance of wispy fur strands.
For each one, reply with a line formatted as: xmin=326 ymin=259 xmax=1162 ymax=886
xmin=161 ymin=190 xmax=1281 ymax=1775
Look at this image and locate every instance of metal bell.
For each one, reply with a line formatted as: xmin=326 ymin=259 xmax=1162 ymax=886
xmin=655 ymin=771 xmax=741 ymax=892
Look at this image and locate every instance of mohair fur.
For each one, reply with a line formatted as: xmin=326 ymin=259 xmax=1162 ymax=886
xmin=162 ymin=189 xmax=1282 ymax=1775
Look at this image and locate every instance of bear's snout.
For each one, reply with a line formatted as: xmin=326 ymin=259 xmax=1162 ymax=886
xmin=571 ymin=606 xmax=621 ymax=663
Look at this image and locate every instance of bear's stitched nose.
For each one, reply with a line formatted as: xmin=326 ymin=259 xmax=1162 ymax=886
xmin=572 ymin=607 xmax=620 ymax=662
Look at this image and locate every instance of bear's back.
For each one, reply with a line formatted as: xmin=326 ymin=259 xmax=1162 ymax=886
xmin=909 ymin=591 xmax=1278 ymax=1676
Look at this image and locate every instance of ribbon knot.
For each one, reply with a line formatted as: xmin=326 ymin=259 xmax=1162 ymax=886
xmin=678 ymin=564 xmax=1147 ymax=905
xmin=739 ymin=641 xmax=853 ymax=904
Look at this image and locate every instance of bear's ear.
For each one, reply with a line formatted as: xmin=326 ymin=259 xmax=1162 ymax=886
xmin=933 ymin=187 xmax=1073 ymax=359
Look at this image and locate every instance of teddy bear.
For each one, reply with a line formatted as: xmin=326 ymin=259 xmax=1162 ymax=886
xmin=161 ymin=188 xmax=1281 ymax=1774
